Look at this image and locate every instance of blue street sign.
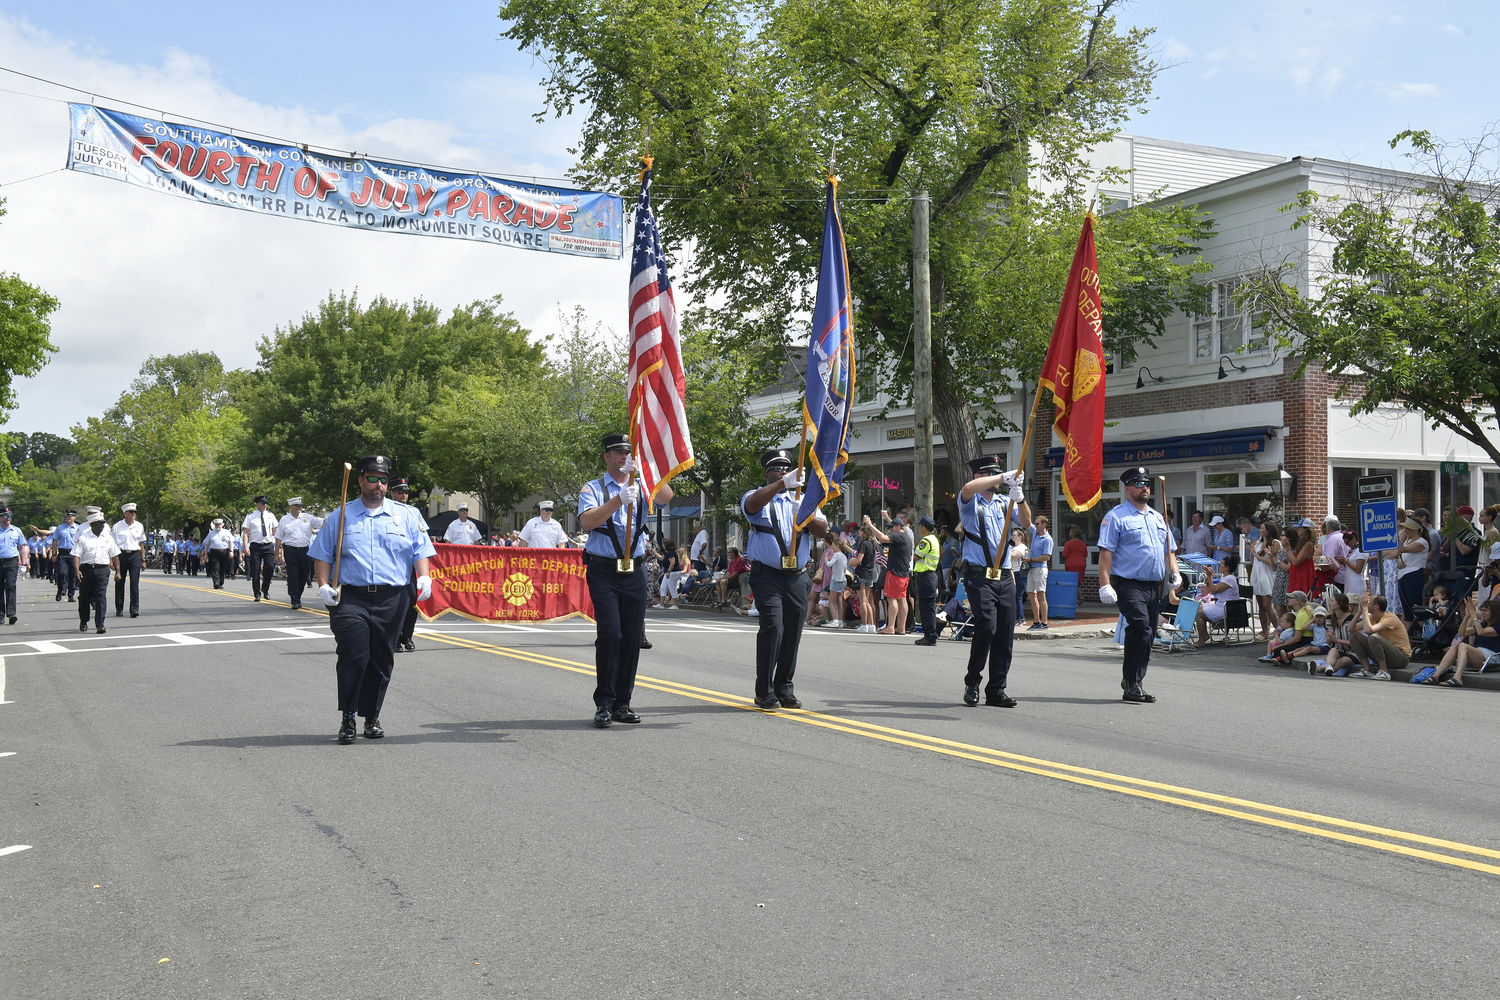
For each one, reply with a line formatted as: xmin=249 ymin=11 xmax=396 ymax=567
xmin=1360 ymin=499 xmax=1399 ymax=551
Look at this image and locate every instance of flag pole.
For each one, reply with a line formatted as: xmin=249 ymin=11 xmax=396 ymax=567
xmin=996 ymin=384 xmax=1045 ymax=573
xmin=789 ymin=408 xmax=809 ymax=567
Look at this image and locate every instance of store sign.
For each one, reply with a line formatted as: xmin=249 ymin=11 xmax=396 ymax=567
xmin=886 ymin=427 xmax=915 ymax=440
xmin=866 ymin=477 xmax=902 ymax=491
xmin=1441 ymin=462 xmax=1470 ymax=475
xmin=1043 ymin=427 xmax=1273 ymax=470
xmin=1356 ymin=474 xmax=1395 ymax=501
xmin=1359 ymin=499 xmax=1400 ymax=550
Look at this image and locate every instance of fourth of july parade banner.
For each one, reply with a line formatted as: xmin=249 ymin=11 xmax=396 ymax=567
xmin=65 ymin=104 xmax=625 ymax=259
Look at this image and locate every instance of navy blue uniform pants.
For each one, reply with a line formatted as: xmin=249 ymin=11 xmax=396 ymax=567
xmin=247 ymin=542 xmax=274 ymax=598
xmin=114 ymin=549 xmax=141 ymax=614
xmin=401 ymin=579 xmax=419 ymax=643
xmin=78 ymin=563 xmax=109 ymax=628
xmin=55 ymin=549 xmax=76 ymax=599
xmin=329 ymin=585 xmax=410 ymax=718
xmin=0 ymin=557 xmax=17 ymax=618
xmin=963 ymin=568 xmax=1016 ymax=695
xmin=1115 ymin=577 xmax=1161 ymax=688
xmin=206 ymin=549 xmax=229 ymax=589
xmin=283 ymin=545 xmax=310 ymax=605
xmin=915 ymin=570 xmax=939 ymax=637
xmin=749 ymin=565 xmax=808 ymax=699
xmin=586 ymin=559 xmax=646 ymax=709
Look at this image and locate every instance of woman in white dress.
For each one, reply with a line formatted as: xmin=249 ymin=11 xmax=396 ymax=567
xmin=1251 ymin=524 xmax=1279 ymax=640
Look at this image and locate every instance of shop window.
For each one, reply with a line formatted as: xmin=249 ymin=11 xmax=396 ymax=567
xmin=1332 ymin=467 xmax=1362 ymax=534
xmin=1245 ymin=471 xmax=1279 ymax=489
xmin=1485 ymin=471 xmax=1500 ymax=509
xmin=1405 ymin=469 xmax=1435 ymax=517
xmin=1204 ymin=473 xmax=1240 ymax=489
xmin=1440 ymin=467 xmax=1470 ymax=519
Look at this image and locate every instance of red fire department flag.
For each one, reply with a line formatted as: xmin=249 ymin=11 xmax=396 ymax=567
xmin=1038 ymin=214 xmax=1106 ymax=512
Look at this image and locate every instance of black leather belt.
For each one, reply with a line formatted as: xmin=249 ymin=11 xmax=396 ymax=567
xmin=284 ymin=544 xmax=308 ymax=550
xmin=345 ymin=583 xmax=403 ymax=593
xmin=251 ymin=541 xmax=274 ymax=548
xmin=587 ymin=555 xmax=640 ymax=570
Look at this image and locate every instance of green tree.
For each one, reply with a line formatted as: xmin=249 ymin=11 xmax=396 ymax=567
xmin=535 ymin=305 xmax=630 ymax=509
xmin=238 ymin=293 xmax=545 ymax=498
xmin=1243 ymin=128 xmax=1500 ymax=469
xmin=675 ymin=327 xmax=798 ymax=549
xmin=7 ymin=431 xmax=76 ymax=470
xmin=499 ymin=0 xmax=1210 ymax=472
xmin=0 ymin=198 xmax=62 ymax=482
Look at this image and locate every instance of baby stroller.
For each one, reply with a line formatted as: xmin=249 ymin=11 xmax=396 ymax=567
xmin=1411 ymin=572 xmax=1476 ymax=659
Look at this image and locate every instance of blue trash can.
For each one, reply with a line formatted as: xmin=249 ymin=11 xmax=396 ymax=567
xmin=1047 ymin=570 xmax=1078 ymax=619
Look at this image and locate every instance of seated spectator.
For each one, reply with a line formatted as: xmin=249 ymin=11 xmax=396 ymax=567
xmin=1274 ymin=605 xmax=1331 ymax=666
xmin=1258 ymin=612 xmax=1299 ymax=661
xmin=1193 ymin=553 xmax=1242 ymax=646
xmin=1428 ymin=585 xmax=1451 ymax=619
xmin=1346 ymin=593 xmax=1410 ymax=680
xmin=717 ymin=547 xmax=749 ymax=607
xmin=1319 ymin=592 xmax=1363 ymax=676
xmin=1424 ymin=594 xmax=1500 ymax=686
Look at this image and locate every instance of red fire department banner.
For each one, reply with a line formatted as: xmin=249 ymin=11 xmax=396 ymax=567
xmin=419 ymin=545 xmax=595 ymax=623
xmin=1039 ymin=212 xmax=1106 ymax=513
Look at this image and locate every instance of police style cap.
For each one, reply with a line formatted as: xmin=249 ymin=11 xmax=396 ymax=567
xmin=968 ymin=455 xmax=1003 ymax=475
xmin=539 ymin=500 xmax=554 ymax=510
xmin=601 ymin=434 xmax=630 ymax=452
xmin=919 ymin=515 xmax=937 ymax=529
xmin=457 ymin=502 xmax=470 ymax=510
xmin=253 ymin=494 xmax=270 ymax=504
xmin=65 ymin=509 xmax=76 ymax=516
xmin=388 ymin=478 xmax=410 ymax=492
xmin=354 ymin=455 xmax=391 ymax=476
xmin=87 ymin=512 xmax=105 ymax=524
xmin=0 ymin=508 xmax=10 ymax=517
xmin=1120 ymin=466 xmax=1152 ymax=487
xmin=761 ymin=449 xmax=794 ymax=470
xmin=121 ymin=502 xmax=137 ymax=513
xmin=287 ymin=496 xmax=303 ymax=506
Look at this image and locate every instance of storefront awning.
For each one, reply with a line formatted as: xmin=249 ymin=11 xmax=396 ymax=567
xmin=1043 ymin=426 xmax=1276 ymax=470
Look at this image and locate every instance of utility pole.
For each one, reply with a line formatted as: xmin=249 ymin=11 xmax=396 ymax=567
xmin=912 ymin=190 xmax=934 ymax=519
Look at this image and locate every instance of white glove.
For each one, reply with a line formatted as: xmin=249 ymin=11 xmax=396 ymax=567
xmin=781 ymin=468 xmax=804 ymax=492
xmin=1098 ymin=584 xmax=1118 ymax=605
xmin=1001 ymin=469 xmax=1024 ymax=502
xmin=1169 ymin=571 xmax=1182 ymax=589
xmin=622 ymin=455 xmax=639 ymax=475
xmin=621 ymin=482 xmax=640 ymax=506
xmin=416 ymin=575 xmax=432 ymax=601
xmin=318 ymin=584 xmax=340 ymax=606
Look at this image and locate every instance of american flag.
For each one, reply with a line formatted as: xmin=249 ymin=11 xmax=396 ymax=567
xmin=627 ymin=161 xmax=694 ymax=504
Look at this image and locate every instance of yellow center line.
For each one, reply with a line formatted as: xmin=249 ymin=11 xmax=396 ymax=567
xmin=157 ymin=582 xmax=1500 ymax=877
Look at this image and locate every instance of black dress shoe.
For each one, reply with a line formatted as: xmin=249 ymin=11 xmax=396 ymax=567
xmin=914 ymin=637 xmax=938 ymax=646
xmin=363 ymin=719 xmax=384 ymax=739
xmin=130 ymin=612 xmax=138 ymax=618
xmin=1122 ymin=684 xmax=1152 ymax=703
xmin=776 ymin=691 xmax=802 ymax=709
xmin=400 ymin=639 xmax=416 ymax=653
xmin=593 ymin=707 xmax=614 ymax=728
xmin=610 ymin=704 xmax=642 ymax=724
xmin=253 ymin=595 xmax=261 ymax=602
xmin=290 ymin=603 xmax=302 ymax=610
xmin=56 ymin=594 xmax=62 ymax=602
xmin=985 ymin=691 xmax=1017 ymax=707
xmin=7 ymin=617 xmax=15 ymax=625
xmin=640 ymin=637 xmax=653 ymax=649
xmin=753 ymin=694 xmax=780 ymax=710
xmin=96 ymin=626 xmax=106 ymax=634
xmin=79 ymin=622 xmax=88 ymax=632
xmin=338 ymin=716 xmax=358 ymax=744
xmin=963 ymin=684 xmax=980 ymax=707
xmin=115 ymin=611 xmax=123 ymax=617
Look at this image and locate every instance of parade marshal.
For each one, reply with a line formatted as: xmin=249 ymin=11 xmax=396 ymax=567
xmin=1097 ymin=466 xmax=1181 ymax=703
xmin=741 ymin=449 xmax=830 ymax=710
xmin=958 ymin=455 xmax=1030 ymax=707
xmin=310 ymin=456 xmax=435 ymax=744
xmin=578 ymin=434 xmax=673 ymax=728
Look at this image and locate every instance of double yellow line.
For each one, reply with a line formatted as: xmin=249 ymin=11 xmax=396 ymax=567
xmin=158 ymin=580 xmax=1500 ymax=878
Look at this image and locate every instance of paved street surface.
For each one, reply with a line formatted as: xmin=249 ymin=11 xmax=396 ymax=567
xmin=4 ymin=572 xmax=1499 ymax=999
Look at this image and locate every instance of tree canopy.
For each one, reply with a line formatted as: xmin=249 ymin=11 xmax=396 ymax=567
xmin=1244 ymin=129 xmax=1500 ymax=469
xmin=499 ymin=0 xmax=1212 ymax=473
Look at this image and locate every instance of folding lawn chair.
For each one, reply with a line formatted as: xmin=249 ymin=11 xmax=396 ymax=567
xmin=1207 ymin=598 xmax=1253 ymax=645
xmin=1154 ymin=598 xmax=1200 ymax=653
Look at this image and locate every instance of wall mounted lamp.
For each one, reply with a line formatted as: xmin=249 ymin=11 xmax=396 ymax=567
xmin=1217 ymin=355 xmax=1248 ymax=380
xmin=1136 ymin=366 xmax=1166 ymax=389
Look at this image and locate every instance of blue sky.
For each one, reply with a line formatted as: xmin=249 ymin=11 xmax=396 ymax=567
xmin=0 ymin=1 xmax=1493 ymax=435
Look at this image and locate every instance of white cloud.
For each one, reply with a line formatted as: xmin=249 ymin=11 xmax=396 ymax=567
xmin=1161 ymin=38 xmax=1194 ymax=61
xmin=1438 ymin=24 xmax=1462 ymax=36
xmin=0 ymin=15 xmax=629 ymax=436
xmin=1387 ymin=82 xmax=1440 ymax=101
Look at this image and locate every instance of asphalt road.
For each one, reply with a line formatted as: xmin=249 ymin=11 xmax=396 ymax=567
xmin=3 ymin=571 xmax=1499 ymax=999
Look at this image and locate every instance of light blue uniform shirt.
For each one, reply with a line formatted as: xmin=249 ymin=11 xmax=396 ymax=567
xmin=1029 ymin=530 xmax=1054 ymax=567
xmin=308 ymin=498 xmax=436 ymax=587
xmin=163 ymin=539 xmax=177 ymax=555
xmin=578 ymin=476 xmax=648 ymax=560
xmin=740 ymin=489 xmax=811 ymax=567
xmin=53 ymin=522 xmax=79 ymax=549
xmin=0 ymin=524 xmax=24 ymax=558
xmin=181 ymin=540 xmax=198 ymax=558
xmin=959 ymin=491 xmax=1022 ymax=570
xmin=1097 ymin=500 xmax=1170 ymax=582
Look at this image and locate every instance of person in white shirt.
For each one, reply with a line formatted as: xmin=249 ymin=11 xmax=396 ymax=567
xmin=73 ymin=512 xmax=121 ymax=633
xmin=275 ymin=496 xmax=326 ymax=609
xmin=241 ymin=494 xmax=279 ymax=602
xmin=519 ymin=501 xmax=569 ymax=548
xmin=689 ymin=521 xmax=711 ymax=572
xmin=443 ymin=502 xmax=482 ymax=545
xmin=111 ymin=502 xmax=148 ymax=618
xmin=202 ymin=518 xmax=235 ymax=590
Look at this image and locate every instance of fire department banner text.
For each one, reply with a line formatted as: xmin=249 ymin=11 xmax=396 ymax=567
xmin=419 ymin=545 xmax=595 ymax=624
xmin=66 ymin=104 xmax=624 ymax=259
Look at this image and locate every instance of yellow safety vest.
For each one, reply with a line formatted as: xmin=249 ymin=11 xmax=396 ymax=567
xmin=914 ymin=533 xmax=940 ymax=573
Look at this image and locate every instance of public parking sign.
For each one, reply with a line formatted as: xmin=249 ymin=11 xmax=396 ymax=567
xmin=1360 ymin=499 xmax=1400 ymax=551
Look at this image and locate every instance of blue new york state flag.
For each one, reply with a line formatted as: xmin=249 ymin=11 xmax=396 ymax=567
xmin=796 ymin=176 xmax=856 ymax=528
